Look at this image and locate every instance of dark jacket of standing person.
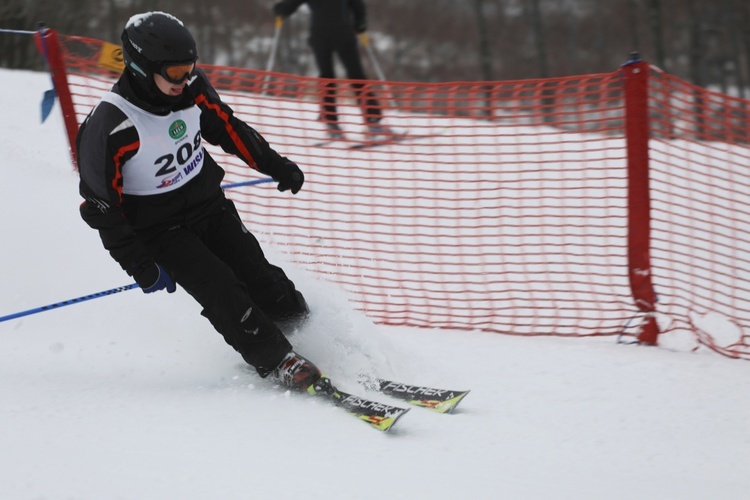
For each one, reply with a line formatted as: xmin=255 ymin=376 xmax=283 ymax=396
xmin=272 ymin=0 xmax=384 ymax=132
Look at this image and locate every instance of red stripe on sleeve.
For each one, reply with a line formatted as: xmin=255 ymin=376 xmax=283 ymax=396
xmin=195 ymin=94 xmax=260 ymax=171
xmin=112 ymin=141 xmax=140 ymax=200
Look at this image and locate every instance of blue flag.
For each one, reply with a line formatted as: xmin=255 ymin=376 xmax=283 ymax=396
xmin=41 ymin=87 xmax=57 ymax=123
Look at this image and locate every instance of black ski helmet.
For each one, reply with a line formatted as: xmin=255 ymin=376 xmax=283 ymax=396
xmin=121 ymin=12 xmax=198 ymax=82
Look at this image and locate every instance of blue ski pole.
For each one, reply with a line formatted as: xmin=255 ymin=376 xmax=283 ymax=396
xmin=0 ymin=178 xmax=273 ymax=324
xmin=0 ymin=284 xmax=139 ymax=323
xmin=221 ymin=177 xmax=273 ymax=190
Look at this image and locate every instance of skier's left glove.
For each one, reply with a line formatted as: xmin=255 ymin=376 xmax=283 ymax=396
xmin=276 ymin=159 xmax=304 ymax=195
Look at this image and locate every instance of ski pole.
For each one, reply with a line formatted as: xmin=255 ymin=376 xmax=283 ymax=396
xmin=358 ymin=32 xmax=386 ymax=81
xmin=0 ymin=284 xmax=139 ymax=323
xmin=221 ymin=177 xmax=273 ymax=190
xmin=0 ymin=181 xmax=274 ymax=324
xmin=263 ymin=16 xmax=283 ymax=95
xmin=265 ymin=16 xmax=283 ymax=73
xmin=358 ymin=32 xmax=397 ymax=113
xmin=0 ymin=28 xmax=36 ymax=35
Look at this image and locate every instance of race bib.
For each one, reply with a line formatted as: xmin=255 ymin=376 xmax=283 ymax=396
xmin=101 ymin=92 xmax=204 ymax=195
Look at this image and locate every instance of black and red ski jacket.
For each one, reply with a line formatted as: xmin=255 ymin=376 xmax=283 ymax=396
xmin=77 ymin=68 xmax=291 ymax=279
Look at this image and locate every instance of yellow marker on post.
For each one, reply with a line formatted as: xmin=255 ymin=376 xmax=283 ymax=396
xmin=98 ymin=41 xmax=125 ymax=73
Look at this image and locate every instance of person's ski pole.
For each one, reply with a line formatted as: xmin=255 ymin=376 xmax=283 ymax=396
xmin=266 ymin=16 xmax=283 ymax=73
xmin=358 ymin=32 xmax=398 ymax=113
xmin=358 ymin=32 xmax=386 ymax=81
xmin=221 ymin=177 xmax=273 ymax=190
xmin=0 ymin=180 xmax=277 ymax=324
xmin=263 ymin=16 xmax=283 ymax=95
xmin=0 ymin=284 xmax=139 ymax=323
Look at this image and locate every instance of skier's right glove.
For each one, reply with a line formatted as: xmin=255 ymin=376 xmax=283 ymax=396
xmin=134 ymin=263 xmax=176 ymax=294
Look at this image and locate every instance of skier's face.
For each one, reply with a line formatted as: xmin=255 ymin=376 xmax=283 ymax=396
xmin=153 ymin=72 xmax=188 ymax=97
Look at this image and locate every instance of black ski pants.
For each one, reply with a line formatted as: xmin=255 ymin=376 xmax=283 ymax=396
xmin=310 ymin=35 xmax=381 ymax=124
xmin=139 ymin=198 xmax=304 ymax=376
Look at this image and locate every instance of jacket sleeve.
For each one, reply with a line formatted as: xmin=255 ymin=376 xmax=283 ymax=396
xmin=272 ymin=0 xmax=306 ymax=18
xmin=349 ymin=0 xmax=367 ymax=32
xmin=191 ymin=69 xmax=290 ymax=180
xmin=77 ymin=101 xmax=154 ymax=278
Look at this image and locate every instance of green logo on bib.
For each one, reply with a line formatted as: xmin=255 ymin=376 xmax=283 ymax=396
xmin=169 ymin=120 xmax=187 ymax=140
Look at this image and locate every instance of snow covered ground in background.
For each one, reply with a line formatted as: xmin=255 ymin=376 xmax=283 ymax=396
xmin=1 ymin=69 xmax=750 ymax=500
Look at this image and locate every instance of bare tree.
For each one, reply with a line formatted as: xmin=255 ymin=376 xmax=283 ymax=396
xmin=723 ymin=0 xmax=745 ymax=97
xmin=646 ymin=0 xmax=667 ymax=71
xmin=528 ymin=0 xmax=549 ymax=77
xmin=0 ymin=0 xmax=747 ymax=93
xmin=473 ymin=0 xmax=494 ymax=82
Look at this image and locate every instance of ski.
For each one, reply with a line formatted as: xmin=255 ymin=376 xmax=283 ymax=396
xmin=311 ymin=136 xmax=346 ymax=147
xmin=312 ymin=131 xmax=440 ymax=150
xmin=310 ymin=134 xmax=400 ymax=149
xmin=360 ymin=377 xmax=470 ymax=414
xmin=311 ymin=127 xmax=347 ymax=147
xmin=348 ymin=132 xmax=434 ymax=150
xmin=238 ymin=364 xmax=410 ymax=431
xmin=309 ymin=376 xmax=410 ymax=432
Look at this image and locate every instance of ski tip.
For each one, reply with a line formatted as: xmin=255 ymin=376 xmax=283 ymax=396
xmin=360 ymin=407 xmax=410 ymax=432
xmin=373 ymin=378 xmax=471 ymax=414
xmin=437 ymin=390 xmax=470 ymax=414
xmin=404 ymin=390 xmax=470 ymax=414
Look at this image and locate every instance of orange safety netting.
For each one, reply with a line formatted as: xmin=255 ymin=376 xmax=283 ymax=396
xmin=38 ymin=30 xmax=750 ymax=359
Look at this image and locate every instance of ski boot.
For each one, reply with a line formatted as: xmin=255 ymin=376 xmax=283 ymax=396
xmin=325 ymin=122 xmax=345 ymax=140
xmin=272 ymin=351 xmax=322 ymax=392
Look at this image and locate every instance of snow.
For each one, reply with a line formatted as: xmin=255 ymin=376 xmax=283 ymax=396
xmin=1 ymin=68 xmax=750 ymax=500
xmin=126 ymin=12 xmax=185 ymax=29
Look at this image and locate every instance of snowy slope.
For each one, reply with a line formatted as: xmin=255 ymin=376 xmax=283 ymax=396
xmin=1 ymin=69 xmax=750 ymax=500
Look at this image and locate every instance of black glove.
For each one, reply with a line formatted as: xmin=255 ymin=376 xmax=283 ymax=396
xmin=276 ymin=159 xmax=304 ymax=194
xmin=272 ymin=3 xmax=285 ymax=16
xmin=133 ymin=262 xmax=176 ymax=294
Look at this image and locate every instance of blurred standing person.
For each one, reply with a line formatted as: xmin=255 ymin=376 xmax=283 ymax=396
xmin=272 ymin=0 xmax=390 ymax=140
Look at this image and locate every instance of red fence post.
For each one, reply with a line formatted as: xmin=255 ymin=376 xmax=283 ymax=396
xmin=35 ymin=28 xmax=79 ymax=169
xmin=622 ymin=57 xmax=660 ymax=344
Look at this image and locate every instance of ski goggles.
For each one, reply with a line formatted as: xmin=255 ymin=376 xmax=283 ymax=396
xmin=159 ymin=62 xmax=196 ymax=84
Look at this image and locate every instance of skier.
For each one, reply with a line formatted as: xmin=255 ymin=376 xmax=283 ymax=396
xmin=271 ymin=0 xmax=389 ymax=140
xmin=76 ymin=11 xmax=322 ymax=392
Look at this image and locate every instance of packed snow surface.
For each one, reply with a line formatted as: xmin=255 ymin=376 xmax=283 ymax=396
xmin=1 ymin=69 xmax=749 ymax=500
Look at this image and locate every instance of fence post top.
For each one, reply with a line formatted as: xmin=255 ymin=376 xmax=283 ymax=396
xmin=621 ymin=51 xmax=644 ymax=67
